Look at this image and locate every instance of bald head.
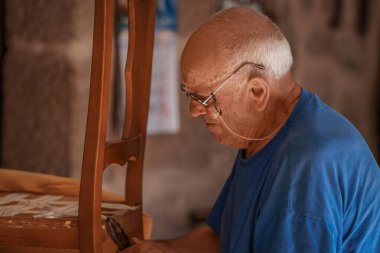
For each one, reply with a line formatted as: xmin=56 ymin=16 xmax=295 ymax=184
xmin=182 ymin=7 xmax=293 ymax=85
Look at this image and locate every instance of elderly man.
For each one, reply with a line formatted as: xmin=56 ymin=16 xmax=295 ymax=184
xmin=122 ymin=7 xmax=380 ymax=253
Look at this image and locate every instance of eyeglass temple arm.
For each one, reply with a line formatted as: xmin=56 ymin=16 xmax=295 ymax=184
xmin=203 ymin=74 xmax=235 ymax=105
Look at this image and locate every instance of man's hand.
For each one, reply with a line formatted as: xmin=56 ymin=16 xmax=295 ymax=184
xmin=119 ymin=226 xmax=219 ymax=253
xmin=119 ymin=237 xmax=179 ymax=253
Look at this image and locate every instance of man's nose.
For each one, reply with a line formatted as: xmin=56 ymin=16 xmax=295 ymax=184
xmin=189 ymin=100 xmax=207 ymax=117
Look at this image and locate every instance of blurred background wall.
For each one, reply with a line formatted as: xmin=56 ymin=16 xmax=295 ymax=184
xmin=1 ymin=0 xmax=93 ymax=177
xmin=1 ymin=0 xmax=379 ymax=239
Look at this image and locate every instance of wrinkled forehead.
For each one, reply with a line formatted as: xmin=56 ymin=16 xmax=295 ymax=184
xmin=181 ymin=50 xmax=232 ymax=93
xmin=182 ymin=68 xmax=216 ymax=92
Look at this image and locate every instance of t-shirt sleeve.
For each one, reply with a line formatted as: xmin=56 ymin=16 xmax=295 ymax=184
xmin=206 ymin=171 xmax=234 ymax=236
xmin=253 ymin=211 xmax=337 ymax=253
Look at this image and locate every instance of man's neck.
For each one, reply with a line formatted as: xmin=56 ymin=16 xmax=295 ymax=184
xmin=245 ymin=83 xmax=301 ymax=158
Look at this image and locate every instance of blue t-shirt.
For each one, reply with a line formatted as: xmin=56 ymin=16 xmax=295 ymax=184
xmin=207 ymin=89 xmax=380 ymax=253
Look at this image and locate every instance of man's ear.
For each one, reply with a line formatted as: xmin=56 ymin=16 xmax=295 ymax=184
xmin=248 ymin=77 xmax=270 ymax=112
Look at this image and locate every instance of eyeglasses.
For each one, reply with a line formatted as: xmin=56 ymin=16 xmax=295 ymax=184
xmin=180 ymin=62 xmax=265 ymax=116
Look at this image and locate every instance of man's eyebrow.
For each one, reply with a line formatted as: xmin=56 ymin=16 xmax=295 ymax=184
xmin=181 ymin=83 xmax=210 ymax=97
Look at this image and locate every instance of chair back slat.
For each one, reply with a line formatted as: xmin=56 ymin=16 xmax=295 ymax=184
xmin=123 ymin=0 xmax=156 ymax=239
xmin=79 ymin=0 xmax=114 ymax=252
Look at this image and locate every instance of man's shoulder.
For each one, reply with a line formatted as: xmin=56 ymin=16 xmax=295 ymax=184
xmin=276 ymin=116 xmax=378 ymax=180
xmin=282 ymin=93 xmax=374 ymax=165
xmin=266 ymin=94 xmax=379 ymax=203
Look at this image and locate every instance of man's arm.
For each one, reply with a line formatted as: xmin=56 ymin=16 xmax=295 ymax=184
xmin=121 ymin=225 xmax=220 ymax=253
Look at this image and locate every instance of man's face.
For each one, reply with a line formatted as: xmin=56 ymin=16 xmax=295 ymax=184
xmin=181 ymin=62 xmax=259 ymax=148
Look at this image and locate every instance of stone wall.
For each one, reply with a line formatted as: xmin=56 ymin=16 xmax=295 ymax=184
xmin=2 ymin=0 xmax=93 ymax=176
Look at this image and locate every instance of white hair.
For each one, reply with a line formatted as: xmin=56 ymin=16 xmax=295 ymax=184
xmin=216 ymin=8 xmax=293 ymax=80
xmin=235 ymin=35 xmax=293 ymax=80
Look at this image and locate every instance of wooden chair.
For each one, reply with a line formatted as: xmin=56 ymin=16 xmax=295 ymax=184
xmin=0 ymin=0 xmax=156 ymax=252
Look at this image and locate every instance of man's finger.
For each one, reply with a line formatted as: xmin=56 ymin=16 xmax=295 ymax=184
xmin=132 ymin=237 xmax=142 ymax=244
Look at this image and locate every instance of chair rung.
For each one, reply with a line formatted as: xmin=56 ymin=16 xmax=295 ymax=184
xmin=104 ymin=136 xmax=141 ymax=169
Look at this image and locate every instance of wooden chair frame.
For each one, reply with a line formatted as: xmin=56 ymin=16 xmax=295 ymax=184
xmin=0 ymin=0 xmax=156 ymax=252
xmin=79 ymin=0 xmax=156 ymax=251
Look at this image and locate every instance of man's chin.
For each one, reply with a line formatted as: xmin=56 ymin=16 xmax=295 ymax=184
xmin=206 ymin=123 xmax=237 ymax=146
xmin=209 ymin=130 xmax=232 ymax=146
xmin=208 ymin=128 xmax=247 ymax=148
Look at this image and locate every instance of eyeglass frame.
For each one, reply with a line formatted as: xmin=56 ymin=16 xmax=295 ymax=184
xmin=180 ymin=61 xmax=265 ymax=115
